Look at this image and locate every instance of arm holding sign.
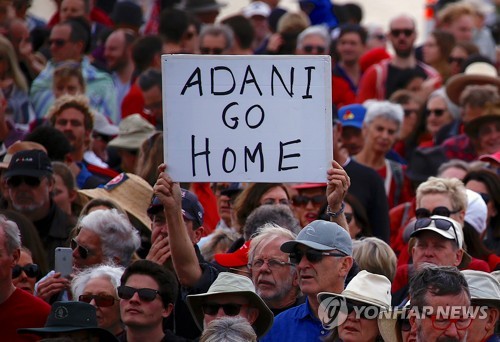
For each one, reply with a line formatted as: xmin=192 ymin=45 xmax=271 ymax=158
xmin=326 ymin=160 xmax=350 ymax=231
xmin=154 ymin=164 xmax=203 ymax=287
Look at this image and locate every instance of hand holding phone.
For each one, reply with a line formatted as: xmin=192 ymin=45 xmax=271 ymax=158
xmin=55 ymin=247 xmax=73 ymax=278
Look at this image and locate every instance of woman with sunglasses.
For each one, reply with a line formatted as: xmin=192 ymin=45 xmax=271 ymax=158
xmin=418 ymin=88 xmax=458 ymax=148
xmin=12 ymin=246 xmax=40 ymax=295
xmin=71 ymin=264 xmax=125 ymax=338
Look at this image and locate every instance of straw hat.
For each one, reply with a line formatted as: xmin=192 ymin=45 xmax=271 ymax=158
xmin=445 ymin=62 xmax=500 ymax=105
xmin=462 ymin=270 xmax=500 ymax=308
xmin=378 ymin=302 xmax=410 ymax=342
xmin=79 ymin=173 xmax=152 ymax=231
xmin=317 ymin=270 xmax=392 ymax=311
xmin=186 ymin=272 xmax=274 ymax=337
xmin=108 ymin=114 xmax=156 ymax=150
xmin=464 ymin=102 xmax=500 ymax=139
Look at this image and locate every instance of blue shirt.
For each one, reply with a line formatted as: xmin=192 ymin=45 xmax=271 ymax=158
xmin=261 ymin=297 xmax=329 ymax=341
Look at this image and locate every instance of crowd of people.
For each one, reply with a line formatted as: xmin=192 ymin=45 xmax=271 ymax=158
xmin=0 ymin=0 xmax=499 ymax=341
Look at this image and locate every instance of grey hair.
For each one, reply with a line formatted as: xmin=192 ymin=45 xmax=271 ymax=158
xmin=296 ymin=25 xmax=331 ymax=50
xmin=79 ymin=209 xmax=141 ymax=266
xmin=248 ymin=223 xmax=297 ymax=263
xmin=200 ymin=316 xmax=257 ymax=342
xmin=427 ymin=87 xmax=461 ymax=120
xmin=0 ymin=214 xmax=21 ymax=255
xmin=244 ymin=204 xmax=301 ymax=241
xmin=71 ymin=264 xmax=125 ymax=300
xmin=363 ymin=100 xmax=404 ymax=131
xmin=199 ymin=24 xmax=234 ymax=50
xmin=437 ymin=159 xmax=470 ymax=177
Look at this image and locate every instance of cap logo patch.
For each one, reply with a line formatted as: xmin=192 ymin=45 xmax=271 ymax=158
xmin=305 ymin=226 xmax=319 ymax=237
xmin=104 ymin=173 xmax=128 ymax=191
xmin=342 ymin=111 xmax=355 ymax=120
xmin=54 ymin=306 xmax=69 ymax=319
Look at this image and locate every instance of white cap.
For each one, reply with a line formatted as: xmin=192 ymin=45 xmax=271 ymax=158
xmin=465 ymin=189 xmax=487 ymax=234
xmin=243 ymin=1 xmax=271 ymax=18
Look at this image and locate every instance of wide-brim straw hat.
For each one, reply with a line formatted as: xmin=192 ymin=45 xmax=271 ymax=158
xmin=318 ymin=270 xmax=392 ymax=310
xmin=378 ymin=302 xmax=410 ymax=342
xmin=78 ymin=173 xmax=152 ymax=231
xmin=186 ymin=272 xmax=274 ymax=337
xmin=445 ymin=62 xmax=500 ymax=105
xmin=464 ymin=102 xmax=500 ymax=139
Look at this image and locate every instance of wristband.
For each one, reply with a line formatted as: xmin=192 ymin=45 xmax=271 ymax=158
xmin=326 ymin=202 xmax=345 ymax=218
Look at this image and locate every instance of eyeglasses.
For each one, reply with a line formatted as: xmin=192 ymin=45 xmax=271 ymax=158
xmin=429 ymin=314 xmax=472 ymax=330
xmin=202 ymin=303 xmax=246 ymax=316
xmin=390 ymin=29 xmax=414 ymax=37
xmin=292 ymin=195 xmax=325 ymax=206
xmin=12 ymin=264 xmax=39 ymax=278
xmin=289 ymin=249 xmax=346 ymax=264
xmin=200 ymin=47 xmax=224 ymax=55
xmin=49 ymin=38 xmax=68 ymax=47
xmin=79 ymin=294 xmax=117 ymax=307
xmin=415 ymin=206 xmax=460 ymax=219
xmin=414 ymin=217 xmax=459 ymax=246
xmin=427 ymin=109 xmax=446 ymax=117
xmin=448 ymin=56 xmax=465 ymax=65
xmin=248 ymin=258 xmax=294 ymax=270
xmin=345 ymin=212 xmax=353 ymax=224
xmin=303 ymin=45 xmax=326 ymax=54
xmin=6 ymin=176 xmax=43 ymax=188
xmin=71 ymin=238 xmax=90 ymax=259
xmin=261 ymin=198 xmax=290 ymax=205
xmin=117 ymin=285 xmax=161 ymax=302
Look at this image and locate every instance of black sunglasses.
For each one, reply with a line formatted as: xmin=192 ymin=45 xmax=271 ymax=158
xmin=303 ymin=45 xmax=326 ymax=54
xmin=414 ymin=217 xmax=459 ymax=246
xmin=415 ymin=206 xmax=460 ymax=219
xmin=202 ymin=303 xmax=244 ymax=316
xmin=7 ymin=176 xmax=43 ymax=188
xmin=200 ymin=47 xmax=224 ymax=55
xmin=117 ymin=285 xmax=160 ymax=302
xmin=390 ymin=29 xmax=414 ymax=37
xmin=79 ymin=294 xmax=117 ymax=307
xmin=12 ymin=263 xmax=39 ymax=278
xmin=404 ymin=109 xmax=418 ymax=117
xmin=71 ymin=238 xmax=89 ymax=259
xmin=289 ymin=249 xmax=346 ymax=264
xmin=292 ymin=195 xmax=325 ymax=206
xmin=49 ymin=38 xmax=68 ymax=47
xmin=427 ymin=109 xmax=445 ymax=117
xmin=448 ymin=56 xmax=465 ymax=65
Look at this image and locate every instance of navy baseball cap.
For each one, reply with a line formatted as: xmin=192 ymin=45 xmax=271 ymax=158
xmin=4 ymin=149 xmax=53 ymax=179
xmin=147 ymin=189 xmax=204 ymax=227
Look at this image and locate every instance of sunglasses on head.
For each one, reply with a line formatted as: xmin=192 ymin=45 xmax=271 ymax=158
xmin=202 ymin=303 xmax=245 ymax=316
xmin=200 ymin=47 xmax=224 ymax=55
xmin=390 ymin=29 xmax=413 ymax=37
xmin=12 ymin=263 xmax=39 ymax=278
xmin=303 ymin=45 xmax=326 ymax=54
xmin=7 ymin=176 xmax=43 ymax=188
xmin=414 ymin=217 xmax=459 ymax=246
xmin=292 ymin=195 xmax=325 ymax=206
xmin=117 ymin=285 xmax=160 ymax=302
xmin=70 ymin=238 xmax=89 ymax=259
xmin=427 ymin=109 xmax=445 ymax=117
xmin=289 ymin=249 xmax=346 ymax=264
xmin=415 ymin=206 xmax=460 ymax=219
xmin=79 ymin=294 xmax=117 ymax=307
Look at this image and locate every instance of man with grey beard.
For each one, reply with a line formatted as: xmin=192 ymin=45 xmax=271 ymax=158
xmin=248 ymin=223 xmax=303 ymax=315
xmin=4 ymin=150 xmax=74 ymax=268
xmin=357 ymin=14 xmax=441 ymax=101
xmin=409 ymin=265 xmax=471 ymax=342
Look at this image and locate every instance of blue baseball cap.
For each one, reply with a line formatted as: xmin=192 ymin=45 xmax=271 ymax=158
xmin=338 ymin=104 xmax=366 ymax=129
xmin=148 ymin=189 xmax=204 ymax=227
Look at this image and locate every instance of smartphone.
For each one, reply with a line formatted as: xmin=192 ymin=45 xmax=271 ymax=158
xmin=55 ymin=247 xmax=73 ymax=278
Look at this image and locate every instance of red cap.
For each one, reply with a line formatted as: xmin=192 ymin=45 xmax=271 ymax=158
xmin=214 ymin=240 xmax=251 ymax=267
xmin=479 ymin=151 xmax=500 ymax=164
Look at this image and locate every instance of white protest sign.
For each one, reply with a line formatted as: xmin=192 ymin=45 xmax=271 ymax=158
xmin=162 ymin=55 xmax=332 ymax=182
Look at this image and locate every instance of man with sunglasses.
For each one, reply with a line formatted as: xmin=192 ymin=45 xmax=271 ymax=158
xmin=4 ymin=149 xmax=75 ymax=269
xmin=357 ymin=14 xmax=440 ymax=102
xmin=261 ymin=220 xmax=354 ymax=341
xmin=295 ymin=25 xmax=330 ymax=56
xmin=198 ymin=24 xmax=233 ymax=55
xmin=118 ymin=259 xmax=185 ymax=342
xmin=409 ymin=265 xmax=472 ymax=342
xmin=0 ymin=215 xmax=51 ymax=341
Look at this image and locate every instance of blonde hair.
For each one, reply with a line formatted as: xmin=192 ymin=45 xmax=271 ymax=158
xmin=437 ymin=2 xmax=474 ymax=26
xmin=0 ymin=35 xmax=28 ymax=92
xmin=352 ymin=237 xmax=397 ymax=281
xmin=53 ymin=63 xmax=86 ymax=93
xmin=416 ymin=176 xmax=467 ymax=211
xmin=277 ymin=12 xmax=310 ymax=34
xmin=47 ymin=94 xmax=94 ymax=132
